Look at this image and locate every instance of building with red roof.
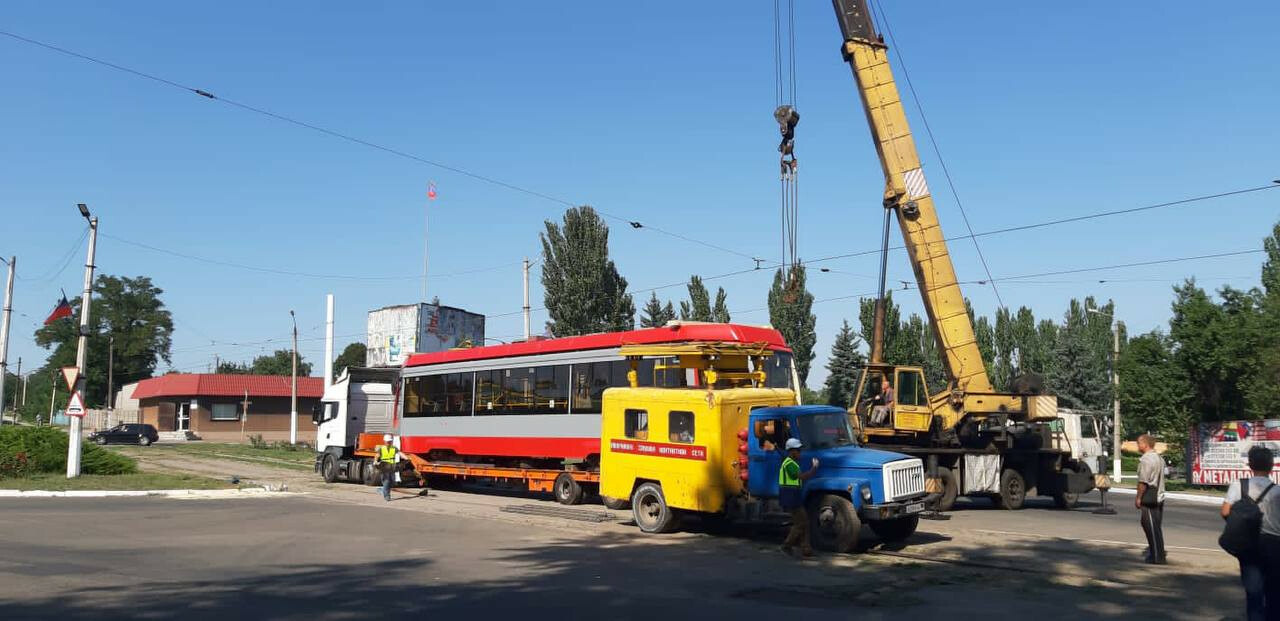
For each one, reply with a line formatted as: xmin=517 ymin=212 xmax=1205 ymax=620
xmin=131 ymin=374 xmax=324 ymax=443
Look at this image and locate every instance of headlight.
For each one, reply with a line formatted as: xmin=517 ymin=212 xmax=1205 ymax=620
xmin=860 ymin=486 xmax=872 ymax=502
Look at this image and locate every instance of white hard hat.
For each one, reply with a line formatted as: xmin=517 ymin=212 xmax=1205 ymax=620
xmin=785 ymin=438 xmax=803 ymax=450
xmin=383 ymin=434 xmax=393 ymax=443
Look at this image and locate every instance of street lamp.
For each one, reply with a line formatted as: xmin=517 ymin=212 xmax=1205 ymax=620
xmin=289 ymin=309 xmax=298 ymax=446
xmin=1087 ymin=305 xmax=1122 ymax=482
xmin=68 ymin=203 xmax=99 ymax=477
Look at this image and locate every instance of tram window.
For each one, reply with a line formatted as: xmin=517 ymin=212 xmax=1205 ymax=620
xmin=444 ymin=372 xmax=473 ymax=415
xmin=668 ymin=411 xmax=695 ymax=444
xmin=504 ymin=367 xmax=538 ymax=414
xmin=477 ymin=369 xmax=503 ymax=413
xmin=403 ymin=374 xmax=446 ymax=417
xmin=624 ymin=409 xmax=649 ymax=440
xmin=403 ymin=377 xmax=425 ymax=417
xmin=534 ymin=365 xmax=569 ymax=413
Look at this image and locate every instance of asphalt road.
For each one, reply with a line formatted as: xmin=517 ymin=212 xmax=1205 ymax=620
xmin=0 ymin=488 xmax=1243 ymax=621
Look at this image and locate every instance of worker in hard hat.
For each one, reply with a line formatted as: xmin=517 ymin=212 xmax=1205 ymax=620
xmin=780 ymin=437 xmax=820 ymax=558
xmin=377 ymin=434 xmax=402 ymax=502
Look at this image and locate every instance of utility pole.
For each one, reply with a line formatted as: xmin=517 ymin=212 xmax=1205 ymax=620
xmin=240 ymin=389 xmax=249 ymax=441
xmin=1112 ymin=321 xmax=1122 ymax=482
xmin=68 ymin=204 xmax=98 ymax=478
xmin=522 ymin=258 xmax=531 ymax=341
xmin=9 ymin=357 xmax=20 ymax=424
xmin=0 ymin=256 xmax=14 ymax=423
xmin=289 ymin=309 xmax=298 ymax=445
xmin=106 ymin=336 xmax=114 ymax=427
xmin=48 ymin=370 xmax=56 ymax=426
xmin=323 ymin=294 xmax=334 ymax=388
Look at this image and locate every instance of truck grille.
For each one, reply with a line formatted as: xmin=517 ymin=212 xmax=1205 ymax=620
xmin=882 ymin=458 xmax=925 ymax=502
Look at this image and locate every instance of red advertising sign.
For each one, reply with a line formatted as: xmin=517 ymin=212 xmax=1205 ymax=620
xmin=1189 ymin=420 xmax=1280 ymax=486
xmin=608 ymin=439 xmax=707 ymax=461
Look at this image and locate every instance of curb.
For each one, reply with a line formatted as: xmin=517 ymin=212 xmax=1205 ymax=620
xmin=1108 ymin=487 xmax=1223 ymax=506
xmin=0 ymin=487 xmax=295 ymax=499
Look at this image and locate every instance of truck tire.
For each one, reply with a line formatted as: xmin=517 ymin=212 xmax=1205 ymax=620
xmin=931 ymin=466 xmax=958 ymax=512
xmin=601 ymin=496 xmax=631 ymax=510
xmin=1053 ymin=462 xmax=1091 ymax=509
xmin=995 ymin=468 xmax=1027 ymax=510
xmin=869 ymin=515 xmax=919 ymax=543
xmin=321 ymin=454 xmax=339 ymax=483
xmin=554 ymin=472 xmax=585 ymax=505
xmin=631 ymin=482 xmax=678 ymax=534
xmin=362 ymin=460 xmax=379 ymax=486
xmin=808 ymin=494 xmax=861 ymax=553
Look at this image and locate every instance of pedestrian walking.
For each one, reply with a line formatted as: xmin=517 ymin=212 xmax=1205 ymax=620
xmin=376 ymin=434 xmax=402 ymax=502
xmin=1135 ymin=434 xmax=1167 ymax=564
xmin=779 ymin=437 xmax=819 ymax=559
xmin=1221 ymin=445 xmax=1280 ymax=621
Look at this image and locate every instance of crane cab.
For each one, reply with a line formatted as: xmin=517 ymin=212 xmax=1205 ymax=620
xmin=850 ymin=363 xmax=935 ymax=438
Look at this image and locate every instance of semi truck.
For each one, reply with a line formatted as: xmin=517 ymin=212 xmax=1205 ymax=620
xmin=828 ymin=0 xmax=1097 ymax=510
xmin=315 ymin=334 xmax=928 ymax=552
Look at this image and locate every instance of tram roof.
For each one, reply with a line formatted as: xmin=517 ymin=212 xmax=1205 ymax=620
xmin=402 ymin=323 xmax=789 ymax=368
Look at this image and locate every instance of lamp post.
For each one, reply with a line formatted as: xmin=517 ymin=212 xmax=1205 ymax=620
xmin=68 ymin=204 xmax=98 ymax=478
xmin=0 ymin=255 xmax=14 ymax=424
xmin=289 ymin=309 xmax=298 ymax=446
xmin=1087 ymin=305 xmax=1122 ymax=482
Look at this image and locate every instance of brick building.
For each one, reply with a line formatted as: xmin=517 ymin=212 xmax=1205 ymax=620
xmin=130 ymin=374 xmax=324 ymax=443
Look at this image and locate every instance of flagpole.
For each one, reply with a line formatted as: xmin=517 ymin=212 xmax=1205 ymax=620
xmin=424 ymin=182 xmax=436 ymax=304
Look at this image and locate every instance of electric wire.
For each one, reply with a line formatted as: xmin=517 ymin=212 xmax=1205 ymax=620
xmin=0 ymin=29 xmax=758 ymax=263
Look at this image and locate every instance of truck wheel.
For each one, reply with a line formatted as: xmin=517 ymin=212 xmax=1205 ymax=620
xmin=931 ymin=466 xmax=958 ymax=512
xmin=601 ymin=496 xmax=631 ymax=510
xmin=808 ymin=494 xmax=861 ymax=553
xmin=321 ymin=454 xmax=338 ymax=483
xmin=631 ymin=483 xmax=678 ymax=534
xmin=554 ymin=472 xmax=584 ymax=505
xmin=869 ymin=515 xmax=919 ymax=543
xmin=1053 ymin=462 xmax=1090 ymax=509
xmin=996 ymin=468 xmax=1027 ymax=510
xmin=362 ymin=460 xmax=380 ymax=486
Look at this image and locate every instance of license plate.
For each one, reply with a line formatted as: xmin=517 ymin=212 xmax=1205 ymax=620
xmin=905 ymin=502 xmax=924 ymax=514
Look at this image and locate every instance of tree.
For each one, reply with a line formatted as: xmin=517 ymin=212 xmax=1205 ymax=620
xmin=1052 ymin=299 xmax=1111 ymax=410
xmin=333 ymin=342 xmax=367 ymax=376
xmin=858 ymin=291 xmax=901 ymax=361
xmin=768 ymin=266 xmax=817 ymax=387
xmin=679 ymin=276 xmax=712 ymax=322
xmin=992 ymin=307 xmax=1015 ymax=391
xmin=640 ymin=293 xmax=677 ymax=328
xmin=32 ymin=274 xmax=174 ymax=408
xmin=1117 ymin=331 xmax=1193 ymax=438
xmin=216 ymin=361 xmax=252 ymax=374
xmin=245 ymin=350 xmax=313 ymax=377
xmin=540 ymin=206 xmax=635 ymax=337
xmin=823 ymin=320 xmax=865 ymax=409
xmin=712 ymin=287 xmax=731 ymax=323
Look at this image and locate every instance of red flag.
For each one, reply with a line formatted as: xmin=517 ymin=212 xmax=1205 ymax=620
xmin=44 ymin=295 xmax=72 ymax=325
xmin=427 ymin=182 xmax=437 ymax=200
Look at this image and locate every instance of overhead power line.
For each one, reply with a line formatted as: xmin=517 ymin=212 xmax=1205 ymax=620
xmin=0 ymin=29 xmax=759 ymax=263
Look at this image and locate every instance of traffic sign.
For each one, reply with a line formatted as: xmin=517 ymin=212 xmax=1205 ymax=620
xmin=65 ymin=392 xmax=86 ymax=418
xmin=61 ymin=366 xmax=80 ymax=391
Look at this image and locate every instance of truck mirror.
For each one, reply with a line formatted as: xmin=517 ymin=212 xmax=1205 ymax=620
xmin=311 ymin=403 xmax=323 ymax=424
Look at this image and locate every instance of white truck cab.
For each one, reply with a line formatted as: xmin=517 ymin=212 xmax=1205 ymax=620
xmin=1051 ymin=409 xmax=1105 ymax=474
xmin=314 ymin=367 xmax=398 ymax=456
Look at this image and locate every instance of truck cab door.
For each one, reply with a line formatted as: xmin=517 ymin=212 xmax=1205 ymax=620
xmin=747 ymin=416 xmax=791 ymax=498
xmin=892 ymin=368 xmax=932 ymax=432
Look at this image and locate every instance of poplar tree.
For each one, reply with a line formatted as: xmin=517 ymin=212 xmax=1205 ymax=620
xmin=711 ymin=287 xmax=731 ymax=323
xmin=540 ymin=206 xmax=635 ymax=337
xmin=679 ymin=276 xmax=712 ymax=322
xmin=768 ymin=266 xmax=817 ymax=387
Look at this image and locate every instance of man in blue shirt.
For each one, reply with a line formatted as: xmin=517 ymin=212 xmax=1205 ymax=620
xmin=780 ymin=437 xmax=820 ymax=558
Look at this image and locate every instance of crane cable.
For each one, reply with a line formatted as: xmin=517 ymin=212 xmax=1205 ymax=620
xmin=773 ymin=0 xmax=801 ymax=289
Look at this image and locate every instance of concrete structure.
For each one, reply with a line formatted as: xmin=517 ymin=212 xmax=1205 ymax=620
xmin=129 ymin=374 xmax=323 ymax=443
xmin=366 ymin=302 xmax=484 ymax=367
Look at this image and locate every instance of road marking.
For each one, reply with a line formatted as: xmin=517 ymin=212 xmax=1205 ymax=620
xmin=973 ymin=528 xmax=1222 ymax=553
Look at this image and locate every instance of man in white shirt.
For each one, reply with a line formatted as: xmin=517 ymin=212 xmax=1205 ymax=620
xmin=1222 ymin=445 xmax=1280 ymax=621
xmin=1136 ymin=434 xmax=1167 ymax=564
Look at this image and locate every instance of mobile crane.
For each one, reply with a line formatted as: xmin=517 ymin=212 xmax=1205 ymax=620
xmin=830 ymin=0 xmax=1095 ymax=510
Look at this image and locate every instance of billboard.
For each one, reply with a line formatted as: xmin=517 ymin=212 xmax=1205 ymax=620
xmin=366 ymin=303 xmax=485 ymax=367
xmin=1188 ymin=419 xmax=1280 ymax=485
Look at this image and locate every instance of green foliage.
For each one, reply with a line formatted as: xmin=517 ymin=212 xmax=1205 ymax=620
xmin=639 ymin=293 xmax=676 ymax=328
xmin=221 ymin=350 xmax=313 ymax=377
xmin=679 ymin=276 xmax=712 ymax=322
xmin=539 ymin=206 xmax=635 ymax=337
xmin=32 ymin=274 xmax=174 ymax=408
xmin=1117 ymin=332 xmax=1193 ymax=438
xmin=333 ymin=342 xmax=367 ymax=377
xmin=800 ymin=386 xmax=828 ymax=406
xmin=768 ymin=266 xmax=817 ymax=387
xmin=823 ymin=320 xmax=864 ymax=409
xmin=712 ymin=287 xmax=731 ymax=323
xmin=858 ymin=291 xmax=901 ymax=360
xmin=1052 ymin=299 xmax=1112 ymax=410
xmin=247 ymin=434 xmax=268 ymax=449
xmin=0 ymin=426 xmax=136 ymax=478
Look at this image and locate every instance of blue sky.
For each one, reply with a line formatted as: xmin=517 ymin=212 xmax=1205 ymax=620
xmin=2 ymin=1 xmax=1277 ymax=387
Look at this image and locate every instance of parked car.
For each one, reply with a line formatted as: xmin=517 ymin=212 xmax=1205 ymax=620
xmin=89 ymin=423 xmax=159 ymax=446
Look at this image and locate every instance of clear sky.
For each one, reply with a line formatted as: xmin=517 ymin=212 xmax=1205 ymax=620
xmin=2 ymin=1 xmax=1278 ymax=387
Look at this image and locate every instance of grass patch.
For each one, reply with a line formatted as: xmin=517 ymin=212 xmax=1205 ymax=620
xmin=0 ymin=471 xmax=234 ymax=491
xmin=112 ymin=442 xmax=314 ymax=471
xmin=1 ymin=426 xmax=136 ymax=477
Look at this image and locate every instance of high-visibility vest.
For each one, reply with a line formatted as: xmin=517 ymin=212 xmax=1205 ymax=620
xmin=378 ymin=444 xmax=397 ymax=463
xmin=779 ymin=456 xmax=801 ymax=487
